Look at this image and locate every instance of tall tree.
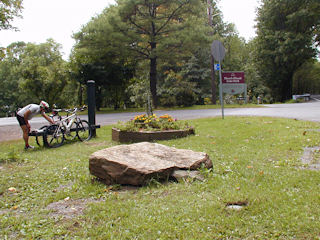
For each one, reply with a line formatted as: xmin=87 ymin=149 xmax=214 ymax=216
xmin=207 ymin=0 xmax=216 ymax=104
xmin=255 ymin=0 xmax=320 ymax=101
xmin=18 ymin=39 xmax=69 ymax=105
xmin=110 ymin=0 xmax=208 ymax=107
xmin=0 ymin=40 xmax=69 ymax=112
xmin=0 ymin=41 xmax=26 ymax=113
xmin=71 ymin=6 xmax=135 ymax=110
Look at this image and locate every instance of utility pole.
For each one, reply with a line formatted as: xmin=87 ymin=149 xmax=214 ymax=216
xmin=207 ymin=0 xmax=217 ymax=104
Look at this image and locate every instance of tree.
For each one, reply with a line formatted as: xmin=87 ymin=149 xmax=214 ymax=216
xmin=0 ymin=40 xmax=71 ymax=114
xmin=0 ymin=0 xmax=23 ymax=59
xmin=207 ymin=0 xmax=216 ymax=104
xmin=0 ymin=0 xmax=23 ymax=30
xmin=71 ymin=6 xmax=136 ymax=110
xmin=110 ymin=0 xmax=209 ymax=107
xmin=175 ymin=48 xmax=211 ymax=105
xmin=255 ymin=0 xmax=320 ymax=101
xmin=0 ymin=41 xmax=26 ymax=115
xmin=18 ymin=39 xmax=69 ymax=106
xmin=293 ymin=60 xmax=320 ymax=94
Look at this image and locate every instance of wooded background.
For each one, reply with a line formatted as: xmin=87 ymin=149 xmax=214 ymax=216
xmin=1 ymin=0 xmax=319 ymax=115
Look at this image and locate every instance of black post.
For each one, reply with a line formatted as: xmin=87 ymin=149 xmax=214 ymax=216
xmin=87 ymin=80 xmax=96 ymax=137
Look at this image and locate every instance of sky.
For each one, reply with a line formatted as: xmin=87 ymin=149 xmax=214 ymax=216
xmin=0 ymin=0 xmax=260 ymax=59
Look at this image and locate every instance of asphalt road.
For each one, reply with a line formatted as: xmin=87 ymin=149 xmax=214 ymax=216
xmin=1 ymin=101 xmax=320 ymax=142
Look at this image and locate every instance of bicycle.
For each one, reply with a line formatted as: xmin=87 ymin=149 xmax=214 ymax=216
xmin=43 ymin=106 xmax=92 ymax=148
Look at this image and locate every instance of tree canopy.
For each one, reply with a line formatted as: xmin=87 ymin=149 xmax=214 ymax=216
xmin=0 ymin=0 xmax=23 ymax=30
xmin=255 ymin=0 xmax=320 ymax=101
xmin=109 ymin=0 xmax=210 ymax=107
xmin=0 ymin=39 xmax=69 ymax=114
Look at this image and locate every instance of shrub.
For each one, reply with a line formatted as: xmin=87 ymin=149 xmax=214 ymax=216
xmin=114 ymin=114 xmax=192 ymax=132
xmin=176 ymin=88 xmax=197 ymax=107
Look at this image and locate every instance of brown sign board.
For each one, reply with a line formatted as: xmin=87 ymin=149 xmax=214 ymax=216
xmin=222 ymin=72 xmax=245 ymax=84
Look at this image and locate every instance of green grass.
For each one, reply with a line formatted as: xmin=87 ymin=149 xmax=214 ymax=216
xmin=1 ymin=117 xmax=320 ymax=239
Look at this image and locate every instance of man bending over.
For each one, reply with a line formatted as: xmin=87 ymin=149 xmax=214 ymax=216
xmin=16 ymin=101 xmax=55 ymax=149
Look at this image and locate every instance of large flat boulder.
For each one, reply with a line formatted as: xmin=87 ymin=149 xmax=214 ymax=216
xmin=89 ymin=142 xmax=212 ymax=186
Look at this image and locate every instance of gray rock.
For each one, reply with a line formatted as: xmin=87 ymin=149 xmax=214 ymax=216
xmin=89 ymin=142 xmax=212 ymax=186
xmin=171 ymin=170 xmax=205 ymax=182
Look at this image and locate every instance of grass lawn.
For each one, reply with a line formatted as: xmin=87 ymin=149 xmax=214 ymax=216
xmin=0 ymin=116 xmax=320 ymax=239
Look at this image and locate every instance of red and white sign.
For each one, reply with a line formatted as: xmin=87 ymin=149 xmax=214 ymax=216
xmin=222 ymin=72 xmax=245 ymax=84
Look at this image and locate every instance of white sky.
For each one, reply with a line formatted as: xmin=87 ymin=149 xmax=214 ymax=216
xmin=0 ymin=0 xmax=260 ymax=59
xmin=219 ymin=0 xmax=260 ymax=40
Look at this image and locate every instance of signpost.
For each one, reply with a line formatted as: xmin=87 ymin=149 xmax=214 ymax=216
xmin=211 ymin=41 xmax=247 ymax=117
xmin=221 ymin=72 xmax=247 ymax=103
xmin=211 ymin=40 xmax=226 ymax=119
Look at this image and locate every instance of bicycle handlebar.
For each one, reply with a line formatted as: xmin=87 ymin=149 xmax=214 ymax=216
xmin=51 ymin=105 xmax=87 ymax=115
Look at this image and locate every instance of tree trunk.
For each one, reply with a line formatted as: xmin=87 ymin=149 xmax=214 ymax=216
xmin=207 ymin=0 xmax=216 ymax=104
xmin=96 ymin=86 xmax=102 ymax=111
xmin=149 ymin=42 xmax=158 ymax=108
xmin=78 ymin=84 xmax=83 ymax=106
xmin=281 ymin=75 xmax=293 ymax=102
xmin=210 ymin=55 xmax=217 ymax=104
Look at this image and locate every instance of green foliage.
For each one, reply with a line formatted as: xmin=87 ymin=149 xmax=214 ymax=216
xmin=156 ymin=20 xmax=249 ymax=106
xmin=18 ymin=39 xmax=69 ymax=106
xmin=221 ymin=28 xmax=248 ymax=72
xmin=115 ymin=113 xmax=191 ymax=132
xmin=125 ymin=76 xmax=149 ymax=108
xmin=71 ymin=0 xmax=253 ymax=109
xmin=0 ymin=0 xmax=23 ymax=30
xmin=178 ymin=49 xmax=212 ymax=104
xmin=71 ymin=6 xmax=135 ymax=110
xmin=0 ymin=42 xmax=25 ymax=114
xmin=255 ymin=0 xmax=320 ymax=101
xmin=158 ymin=70 xmax=197 ymax=107
xmin=0 ymin=40 xmax=70 ymax=113
xmin=293 ymin=60 xmax=320 ymax=94
xmin=110 ymin=0 xmax=210 ymax=107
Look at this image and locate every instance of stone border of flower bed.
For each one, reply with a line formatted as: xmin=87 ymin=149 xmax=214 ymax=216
xmin=112 ymin=127 xmax=195 ymax=143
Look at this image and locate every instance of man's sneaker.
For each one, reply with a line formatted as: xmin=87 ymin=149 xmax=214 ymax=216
xmin=24 ymin=145 xmax=35 ymax=150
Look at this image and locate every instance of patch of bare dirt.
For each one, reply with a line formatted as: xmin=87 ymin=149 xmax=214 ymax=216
xmin=300 ymin=147 xmax=320 ymax=170
xmin=47 ymin=198 xmax=102 ymax=219
xmin=84 ymin=141 xmax=112 ymax=147
xmin=52 ymin=182 xmax=74 ymax=193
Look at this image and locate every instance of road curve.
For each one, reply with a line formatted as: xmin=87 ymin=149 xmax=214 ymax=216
xmin=1 ymin=101 xmax=319 ymax=142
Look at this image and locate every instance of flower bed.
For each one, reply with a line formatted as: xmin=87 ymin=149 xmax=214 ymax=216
xmin=112 ymin=114 xmax=195 ymax=143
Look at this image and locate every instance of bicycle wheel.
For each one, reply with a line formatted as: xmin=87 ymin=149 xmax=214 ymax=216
xmin=44 ymin=124 xmax=65 ymax=148
xmin=76 ymin=120 xmax=92 ymax=141
xmin=64 ymin=121 xmax=77 ymax=141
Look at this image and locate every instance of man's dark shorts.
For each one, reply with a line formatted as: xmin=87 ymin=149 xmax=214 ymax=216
xmin=16 ymin=115 xmax=26 ymax=126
